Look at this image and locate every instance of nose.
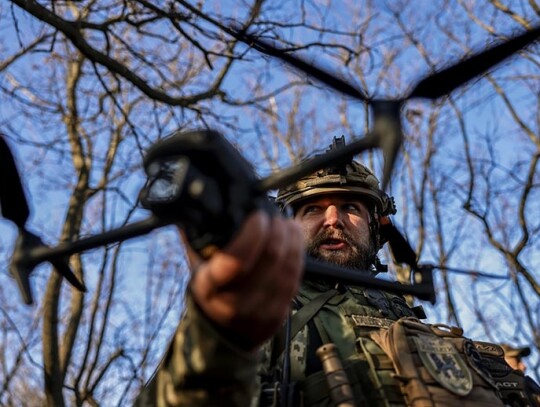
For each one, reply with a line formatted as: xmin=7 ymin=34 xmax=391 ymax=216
xmin=323 ymin=205 xmax=343 ymax=228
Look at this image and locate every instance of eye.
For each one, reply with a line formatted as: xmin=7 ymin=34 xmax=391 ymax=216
xmin=300 ymin=204 xmax=321 ymax=215
xmin=342 ymin=203 xmax=362 ymax=213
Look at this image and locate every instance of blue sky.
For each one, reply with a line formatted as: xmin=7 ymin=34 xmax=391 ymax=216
xmin=1 ymin=1 xmax=539 ymax=402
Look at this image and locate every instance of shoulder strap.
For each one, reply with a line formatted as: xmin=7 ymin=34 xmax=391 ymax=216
xmin=272 ymin=289 xmax=339 ymax=365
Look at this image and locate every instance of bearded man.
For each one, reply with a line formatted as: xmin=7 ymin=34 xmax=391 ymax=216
xmin=136 ymin=137 xmax=537 ymax=407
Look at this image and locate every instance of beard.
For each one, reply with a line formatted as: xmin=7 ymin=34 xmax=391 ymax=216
xmin=306 ymin=228 xmax=376 ymax=272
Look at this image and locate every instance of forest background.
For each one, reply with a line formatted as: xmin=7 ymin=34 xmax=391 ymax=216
xmin=0 ymin=1 xmax=539 ymax=406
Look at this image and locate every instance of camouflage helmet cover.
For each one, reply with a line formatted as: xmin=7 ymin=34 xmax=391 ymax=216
xmin=276 ymin=160 xmax=396 ymax=218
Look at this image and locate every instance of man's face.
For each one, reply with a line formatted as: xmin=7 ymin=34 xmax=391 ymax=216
xmin=294 ymin=193 xmax=376 ymax=271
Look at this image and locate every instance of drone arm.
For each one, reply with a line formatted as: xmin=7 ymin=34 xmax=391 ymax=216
xmin=0 ymin=137 xmax=30 ymax=228
xmin=10 ymin=216 xmax=168 ymax=305
xmin=257 ymin=133 xmax=379 ymax=192
xmin=305 ymin=257 xmax=434 ymax=303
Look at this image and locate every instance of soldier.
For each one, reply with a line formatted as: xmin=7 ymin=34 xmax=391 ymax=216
xmin=136 ymin=138 xmax=537 ymax=406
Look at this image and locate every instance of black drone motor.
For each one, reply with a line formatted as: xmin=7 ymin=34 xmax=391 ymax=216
xmin=139 ymin=129 xmax=277 ymax=258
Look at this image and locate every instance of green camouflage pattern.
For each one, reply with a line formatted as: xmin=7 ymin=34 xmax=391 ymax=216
xmin=295 ymin=281 xmax=412 ymax=365
xmin=135 ymin=294 xmax=258 ymax=407
xmin=136 ymin=280 xmax=414 ymax=406
xmin=255 ymin=280 xmax=416 ymax=406
xmin=135 ymin=280 xmax=530 ymax=406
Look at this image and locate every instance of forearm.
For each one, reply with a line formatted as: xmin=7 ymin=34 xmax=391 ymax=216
xmin=136 ymin=294 xmax=259 ymax=407
xmin=136 ymin=212 xmax=302 ymax=406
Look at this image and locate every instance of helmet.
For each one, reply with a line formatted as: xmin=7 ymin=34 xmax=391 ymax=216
xmin=275 ymin=136 xmax=397 ymax=251
xmin=275 ymin=160 xmax=395 ymax=217
xmin=275 ymin=136 xmax=396 ymax=218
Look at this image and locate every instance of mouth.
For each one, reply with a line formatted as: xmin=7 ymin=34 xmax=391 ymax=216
xmin=319 ymin=238 xmax=348 ymax=251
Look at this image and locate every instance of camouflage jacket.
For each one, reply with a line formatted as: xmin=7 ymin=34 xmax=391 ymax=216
xmin=135 ymin=280 xmax=419 ymax=406
xmin=255 ymin=280 xmax=421 ymax=406
xmin=134 ymin=294 xmax=259 ymax=407
xmin=135 ymin=280 xmax=537 ymax=406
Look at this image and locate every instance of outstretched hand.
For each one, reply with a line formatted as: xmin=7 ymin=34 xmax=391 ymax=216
xmin=190 ymin=211 xmax=305 ymax=351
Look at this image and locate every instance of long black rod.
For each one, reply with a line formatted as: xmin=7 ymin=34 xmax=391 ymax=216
xmin=22 ymin=214 xmax=435 ymax=302
xmin=26 ymin=216 xmax=168 ymax=264
xmin=305 ymin=257 xmax=435 ymax=303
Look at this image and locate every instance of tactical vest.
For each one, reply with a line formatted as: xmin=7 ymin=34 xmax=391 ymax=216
xmin=258 ymin=281 xmax=536 ymax=407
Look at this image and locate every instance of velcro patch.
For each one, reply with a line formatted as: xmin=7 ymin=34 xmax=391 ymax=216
xmin=350 ymin=315 xmax=394 ymax=328
xmin=474 ymin=341 xmax=505 ymax=357
xmin=414 ymin=335 xmax=473 ymax=396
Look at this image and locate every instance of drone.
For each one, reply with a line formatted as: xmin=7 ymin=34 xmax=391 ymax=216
xmin=1 ymin=23 xmax=539 ymax=306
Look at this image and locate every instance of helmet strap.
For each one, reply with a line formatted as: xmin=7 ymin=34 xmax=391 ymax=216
xmin=369 ymin=209 xmax=381 ymax=250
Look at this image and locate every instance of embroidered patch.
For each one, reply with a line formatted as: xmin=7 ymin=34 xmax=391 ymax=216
xmin=474 ymin=341 xmax=505 ymax=357
xmin=477 ymin=355 xmax=513 ymax=378
xmin=463 ymin=340 xmax=497 ymax=389
xmin=350 ymin=315 xmax=394 ymax=328
xmin=413 ymin=335 xmax=473 ymax=396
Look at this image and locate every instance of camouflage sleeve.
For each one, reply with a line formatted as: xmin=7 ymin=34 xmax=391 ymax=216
xmin=135 ymin=292 xmax=260 ymax=407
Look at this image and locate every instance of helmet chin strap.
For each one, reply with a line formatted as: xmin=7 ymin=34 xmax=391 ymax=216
xmin=367 ymin=207 xmax=387 ymax=273
xmin=369 ymin=208 xmax=382 ymax=251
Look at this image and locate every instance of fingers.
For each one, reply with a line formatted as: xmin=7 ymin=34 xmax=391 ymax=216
xmin=246 ymin=215 xmax=304 ymax=304
xmin=192 ymin=211 xmax=272 ymax=295
xmin=238 ymin=216 xmax=304 ymax=343
xmin=190 ymin=211 xmax=304 ymax=348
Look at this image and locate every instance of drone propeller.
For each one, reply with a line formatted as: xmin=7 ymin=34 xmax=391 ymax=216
xmin=0 ymin=136 xmax=30 ymax=228
xmin=409 ymin=25 xmax=540 ymax=99
xmin=380 ymin=217 xmax=418 ymax=270
xmin=232 ymin=25 xmax=540 ymax=189
xmin=230 ymin=25 xmax=540 ymax=281
xmin=0 ymin=136 xmax=86 ymax=304
xmin=234 ymin=30 xmax=370 ymax=102
xmin=236 ymin=25 xmax=540 ymax=106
